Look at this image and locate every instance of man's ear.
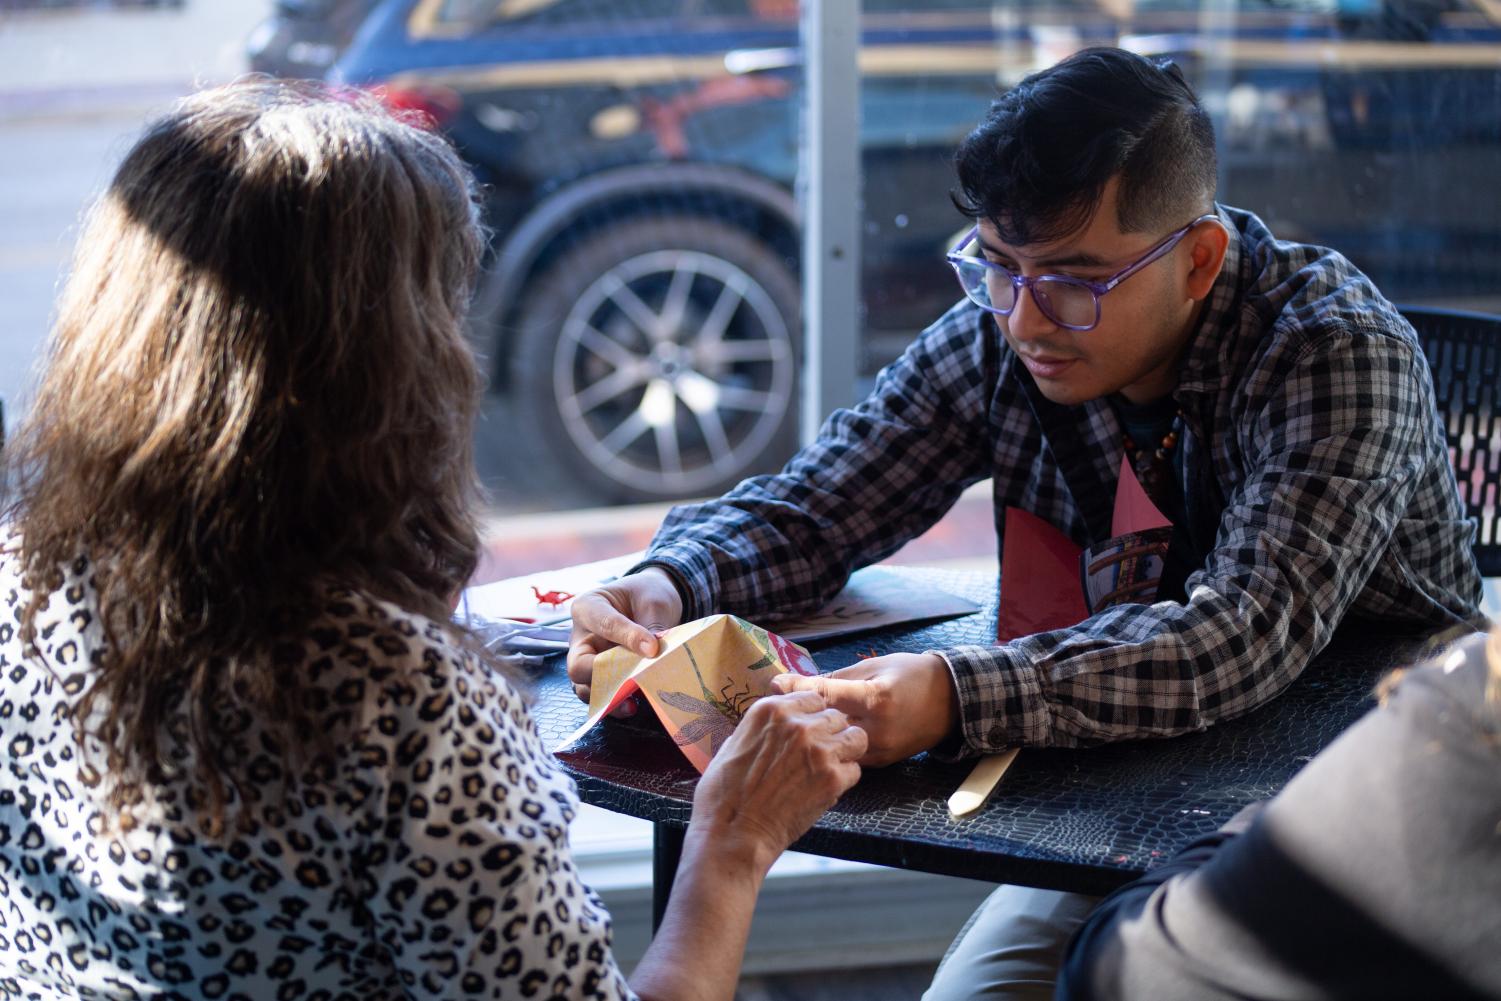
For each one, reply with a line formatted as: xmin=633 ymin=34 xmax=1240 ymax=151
xmin=1184 ymin=219 xmax=1230 ymax=301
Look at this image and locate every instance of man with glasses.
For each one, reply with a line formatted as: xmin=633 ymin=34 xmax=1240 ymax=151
xmin=568 ymin=46 xmax=1484 ymax=998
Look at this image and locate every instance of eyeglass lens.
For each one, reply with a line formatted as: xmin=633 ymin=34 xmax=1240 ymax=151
xmin=952 ymin=259 xmax=1097 ymax=328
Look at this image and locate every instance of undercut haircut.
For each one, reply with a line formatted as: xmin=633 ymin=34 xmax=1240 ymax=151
xmin=953 ymin=47 xmax=1219 ymax=246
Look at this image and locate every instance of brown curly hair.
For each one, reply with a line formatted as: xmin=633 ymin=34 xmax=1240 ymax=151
xmin=3 ymin=79 xmax=487 ymax=835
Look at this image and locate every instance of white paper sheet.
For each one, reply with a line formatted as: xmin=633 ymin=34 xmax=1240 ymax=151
xmin=460 ymin=558 xmax=980 ymax=643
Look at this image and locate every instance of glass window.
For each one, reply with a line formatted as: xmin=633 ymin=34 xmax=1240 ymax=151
xmin=5 ymin=0 xmax=1501 ymax=509
xmin=423 ymin=0 xmax=686 ymax=31
xmin=861 ymin=0 xmax=1501 ymax=353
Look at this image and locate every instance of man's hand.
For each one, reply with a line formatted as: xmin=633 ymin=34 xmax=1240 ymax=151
xmin=769 ymin=652 xmax=961 ymax=767
xmin=566 ymin=567 xmax=685 ymax=704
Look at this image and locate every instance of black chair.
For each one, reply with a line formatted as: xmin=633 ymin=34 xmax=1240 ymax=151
xmin=1400 ymin=305 xmax=1501 ymax=577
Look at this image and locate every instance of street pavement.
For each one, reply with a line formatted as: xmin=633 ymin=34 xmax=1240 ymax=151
xmin=0 ymin=0 xmax=262 ymax=100
xmin=0 ymin=0 xmax=267 ymax=425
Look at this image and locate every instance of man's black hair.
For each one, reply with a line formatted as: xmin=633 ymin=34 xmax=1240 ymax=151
xmin=953 ymin=47 xmax=1218 ymax=247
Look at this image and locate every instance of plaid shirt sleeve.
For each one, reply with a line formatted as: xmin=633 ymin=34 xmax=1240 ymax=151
xmin=943 ymin=318 xmax=1451 ymax=750
xmin=636 ymin=302 xmax=999 ymax=623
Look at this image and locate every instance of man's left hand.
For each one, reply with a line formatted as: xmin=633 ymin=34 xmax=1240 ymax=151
xmin=769 ymin=652 xmax=961 ymax=767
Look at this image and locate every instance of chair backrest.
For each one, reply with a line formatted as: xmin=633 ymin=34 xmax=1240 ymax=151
xmin=1400 ymin=305 xmax=1500 ymax=577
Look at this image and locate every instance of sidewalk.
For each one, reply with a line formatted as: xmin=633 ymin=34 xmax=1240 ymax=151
xmin=0 ymin=0 xmax=263 ymax=122
xmin=473 ymin=479 xmax=1000 ymax=586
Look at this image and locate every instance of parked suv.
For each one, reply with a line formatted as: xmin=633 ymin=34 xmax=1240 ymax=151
xmin=319 ymin=0 xmax=1501 ymax=502
xmin=247 ymin=0 xmax=382 ymax=80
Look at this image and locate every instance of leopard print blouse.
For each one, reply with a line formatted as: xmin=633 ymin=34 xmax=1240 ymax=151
xmin=0 ymin=543 xmax=636 ymax=1000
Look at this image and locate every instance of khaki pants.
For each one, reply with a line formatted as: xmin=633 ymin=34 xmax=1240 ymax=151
xmin=921 ymin=886 xmax=1100 ymax=1001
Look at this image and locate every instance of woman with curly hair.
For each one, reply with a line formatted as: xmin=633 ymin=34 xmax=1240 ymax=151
xmin=0 ymin=79 xmax=864 ymax=1000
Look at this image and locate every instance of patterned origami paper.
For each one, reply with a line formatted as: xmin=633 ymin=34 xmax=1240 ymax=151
xmin=556 ymin=614 xmax=820 ymax=773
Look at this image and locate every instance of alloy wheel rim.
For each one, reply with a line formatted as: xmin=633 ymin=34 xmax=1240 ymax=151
xmin=553 ymin=248 xmax=795 ymax=494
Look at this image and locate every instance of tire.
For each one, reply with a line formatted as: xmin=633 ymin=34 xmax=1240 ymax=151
xmin=510 ymin=215 xmax=801 ymax=503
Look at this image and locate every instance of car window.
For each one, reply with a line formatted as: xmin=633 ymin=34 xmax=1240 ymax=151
xmin=684 ymin=0 xmax=797 ymax=16
xmin=1134 ymin=0 xmax=1335 ymax=10
xmin=421 ymin=0 xmax=686 ymax=30
xmin=861 ymin=0 xmax=1037 ymax=9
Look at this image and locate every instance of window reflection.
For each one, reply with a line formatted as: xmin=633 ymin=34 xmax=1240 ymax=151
xmin=6 ymin=0 xmax=1496 ymax=506
xmin=315 ymin=0 xmax=1501 ymax=501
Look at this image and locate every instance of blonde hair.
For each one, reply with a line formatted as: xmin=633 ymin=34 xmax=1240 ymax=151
xmin=4 ymin=79 xmax=487 ymax=834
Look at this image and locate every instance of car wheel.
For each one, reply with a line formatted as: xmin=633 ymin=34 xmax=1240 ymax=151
xmin=511 ymin=215 xmax=800 ymax=503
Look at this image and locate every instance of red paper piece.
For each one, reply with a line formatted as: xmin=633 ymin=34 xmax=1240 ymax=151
xmin=531 ymin=586 xmax=575 ymax=608
xmin=597 ymin=675 xmax=643 ymax=718
xmin=996 ymin=456 xmax=1174 ymax=643
xmin=1111 ymin=454 xmax=1171 ymax=536
xmin=996 ymin=507 xmax=1088 ymax=643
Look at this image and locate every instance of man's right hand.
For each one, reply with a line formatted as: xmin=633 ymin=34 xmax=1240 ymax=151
xmin=566 ymin=567 xmax=685 ymax=704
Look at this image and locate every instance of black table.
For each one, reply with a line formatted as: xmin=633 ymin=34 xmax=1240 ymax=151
xmin=527 ymin=567 xmax=1434 ymax=923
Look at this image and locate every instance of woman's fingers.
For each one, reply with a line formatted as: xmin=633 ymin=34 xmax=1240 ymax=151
xmin=831 ymin=717 xmax=869 ymax=763
xmin=742 ymin=696 xmax=866 ymax=783
xmin=688 ymin=690 xmax=871 ymax=865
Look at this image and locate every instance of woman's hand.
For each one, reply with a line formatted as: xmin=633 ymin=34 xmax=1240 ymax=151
xmin=689 ymin=689 xmax=867 ymax=873
xmin=631 ymin=689 xmax=865 ymax=1001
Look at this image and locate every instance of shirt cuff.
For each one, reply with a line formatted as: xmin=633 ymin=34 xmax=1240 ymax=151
xmin=936 ymin=644 xmax=1054 ymax=750
xmin=628 ymin=542 xmax=721 ymax=622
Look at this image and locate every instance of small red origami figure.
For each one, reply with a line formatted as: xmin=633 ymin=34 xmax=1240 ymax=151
xmin=531 ymin=586 xmax=575 ymax=608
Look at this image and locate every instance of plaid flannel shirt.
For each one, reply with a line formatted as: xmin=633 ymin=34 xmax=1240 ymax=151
xmin=638 ymin=206 xmax=1485 ymax=751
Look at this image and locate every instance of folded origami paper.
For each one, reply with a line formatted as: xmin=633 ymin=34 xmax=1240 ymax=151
xmin=557 ymin=614 xmax=820 ymax=773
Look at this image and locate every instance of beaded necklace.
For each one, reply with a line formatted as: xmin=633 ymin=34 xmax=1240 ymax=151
xmin=1122 ymin=409 xmax=1184 ymax=507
